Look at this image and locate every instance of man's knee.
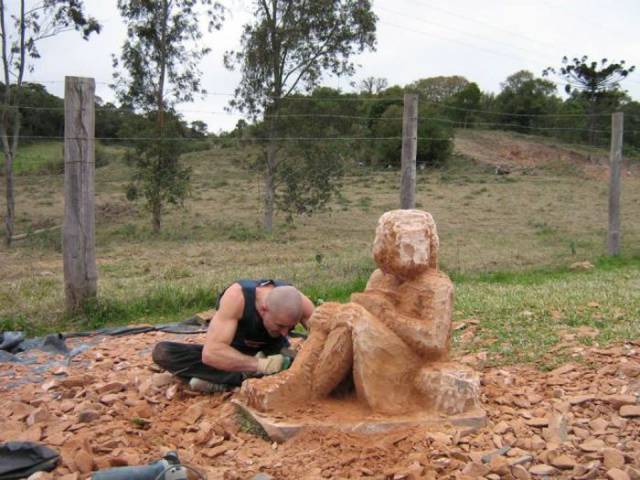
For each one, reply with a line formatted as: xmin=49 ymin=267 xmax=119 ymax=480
xmin=152 ymin=341 xmax=172 ymax=368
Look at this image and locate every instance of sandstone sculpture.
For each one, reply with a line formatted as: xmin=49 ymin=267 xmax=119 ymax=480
xmin=241 ymin=209 xmax=481 ymax=418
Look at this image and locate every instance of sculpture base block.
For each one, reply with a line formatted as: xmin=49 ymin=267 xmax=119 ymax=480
xmin=232 ymin=398 xmax=487 ymax=443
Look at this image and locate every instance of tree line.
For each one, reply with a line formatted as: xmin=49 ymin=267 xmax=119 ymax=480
xmin=1 ymin=1 xmax=637 ymax=243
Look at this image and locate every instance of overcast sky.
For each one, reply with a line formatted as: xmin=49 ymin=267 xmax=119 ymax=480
xmin=23 ymin=0 xmax=640 ymax=133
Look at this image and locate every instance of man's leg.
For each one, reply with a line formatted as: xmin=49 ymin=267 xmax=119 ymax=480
xmin=152 ymin=341 xmax=245 ymax=386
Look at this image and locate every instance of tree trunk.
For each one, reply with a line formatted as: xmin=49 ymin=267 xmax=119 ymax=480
xmin=3 ymin=148 xmax=14 ymax=245
xmin=152 ymin=199 xmax=161 ymax=233
xmin=263 ymin=143 xmax=276 ymax=232
xmin=262 ymin=0 xmax=281 ymax=233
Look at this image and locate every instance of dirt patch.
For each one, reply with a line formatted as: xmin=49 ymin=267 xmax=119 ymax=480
xmin=1 ymin=331 xmax=639 ymax=479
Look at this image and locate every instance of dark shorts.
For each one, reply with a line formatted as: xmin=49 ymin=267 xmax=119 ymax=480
xmin=151 ymin=338 xmax=288 ymax=386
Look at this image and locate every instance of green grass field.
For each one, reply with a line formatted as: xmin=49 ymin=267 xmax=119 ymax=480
xmin=11 ymin=141 xmax=65 ymax=175
xmin=1 ymin=132 xmax=639 ymax=368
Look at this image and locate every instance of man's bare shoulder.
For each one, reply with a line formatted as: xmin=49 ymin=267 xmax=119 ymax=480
xmin=218 ymin=283 xmax=245 ymax=317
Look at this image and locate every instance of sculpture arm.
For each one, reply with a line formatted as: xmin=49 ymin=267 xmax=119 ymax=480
xmin=390 ymin=281 xmax=453 ymax=359
xmin=299 ymin=293 xmax=315 ymax=330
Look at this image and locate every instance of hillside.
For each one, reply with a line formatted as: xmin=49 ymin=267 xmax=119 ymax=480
xmin=454 ymin=129 xmax=640 ymax=180
xmin=1 ymin=130 xmax=640 ymax=332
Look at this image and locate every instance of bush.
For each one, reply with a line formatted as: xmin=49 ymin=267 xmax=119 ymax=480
xmin=371 ymin=104 xmax=453 ymax=168
xmin=95 ymin=144 xmax=110 ymax=168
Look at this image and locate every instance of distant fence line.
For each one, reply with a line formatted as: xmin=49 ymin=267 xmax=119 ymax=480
xmin=2 ymin=76 xmax=630 ymax=312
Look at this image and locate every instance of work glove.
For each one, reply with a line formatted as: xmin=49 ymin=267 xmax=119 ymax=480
xmin=256 ymin=354 xmax=290 ymax=375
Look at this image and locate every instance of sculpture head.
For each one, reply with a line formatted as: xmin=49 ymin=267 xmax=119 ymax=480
xmin=372 ymin=209 xmax=439 ymax=279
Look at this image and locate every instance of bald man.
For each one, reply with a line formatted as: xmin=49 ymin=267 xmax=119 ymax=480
xmin=152 ymin=279 xmax=315 ymax=393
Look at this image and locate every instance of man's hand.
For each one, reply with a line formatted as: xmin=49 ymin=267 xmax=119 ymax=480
xmin=257 ymin=354 xmax=288 ymax=375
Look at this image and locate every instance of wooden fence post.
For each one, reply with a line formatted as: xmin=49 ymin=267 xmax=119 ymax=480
xmin=63 ymin=77 xmax=97 ymax=312
xmin=400 ymin=93 xmax=418 ymax=209
xmin=607 ymin=112 xmax=623 ymax=256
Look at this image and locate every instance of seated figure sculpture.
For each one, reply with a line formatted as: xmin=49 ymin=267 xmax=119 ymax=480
xmin=241 ymin=209 xmax=481 ymax=417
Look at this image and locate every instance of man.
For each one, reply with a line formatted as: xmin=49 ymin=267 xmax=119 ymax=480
xmin=152 ymin=279 xmax=315 ymax=392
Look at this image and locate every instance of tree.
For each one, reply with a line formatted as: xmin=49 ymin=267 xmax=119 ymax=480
xmin=189 ymin=120 xmax=208 ymax=137
xmin=0 ymin=1 xmax=100 ymax=246
xmin=444 ymin=82 xmax=481 ymax=128
xmin=494 ymin=70 xmax=558 ymax=132
xmin=113 ymin=0 xmax=224 ymax=232
xmin=543 ymin=56 xmax=635 ymax=143
xmin=371 ymin=104 xmax=453 ymax=168
xmin=225 ymin=0 xmax=377 ymax=232
xmin=406 ymin=76 xmax=469 ymax=104
xmin=352 ymin=76 xmax=388 ymax=95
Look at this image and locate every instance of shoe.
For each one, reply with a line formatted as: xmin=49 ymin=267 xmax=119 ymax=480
xmin=188 ymin=377 xmax=228 ymax=393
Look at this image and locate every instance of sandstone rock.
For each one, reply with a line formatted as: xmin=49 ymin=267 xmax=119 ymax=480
xmin=607 ymin=469 xmax=631 ymax=480
xmin=568 ymin=395 xmax=596 ymax=405
xmin=625 ymin=466 xmax=640 ymax=480
xmin=590 ymin=417 xmax=609 ymax=434
xmin=59 ymin=374 xmax=93 ymax=388
xmin=461 ymin=462 xmax=489 ymax=477
xmin=99 ymin=394 xmax=120 ymax=405
xmin=202 ymin=444 xmax=229 ymax=458
xmin=96 ymin=381 xmax=127 ymax=395
xmin=551 ymin=454 xmax=576 ymax=470
xmin=529 ymin=464 xmax=556 ymax=476
xmin=74 ymin=450 xmax=94 ymax=474
xmin=59 ymin=400 xmax=75 ymax=413
xmin=488 ymin=455 xmax=509 ymax=475
xmin=78 ymin=409 xmax=100 ymax=423
xmin=512 ymin=465 xmax=531 ymax=480
xmin=603 ymin=395 xmax=637 ymax=409
xmin=166 ymin=383 xmax=178 ymax=400
xmin=525 ymin=417 xmax=548 ymax=427
xmin=151 ymin=372 xmax=174 ymax=388
xmin=603 ymin=448 xmax=626 ymax=469
xmin=26 ymin=407 xmax=50 ymax=425
xmin=493 ymin=421 xmax=511 ymax=434
xmin=508 ymin=456 xmax=533 ymax=467
xmin=580 ymin=438 xmax=606 ymax=452
xmin=543 ymin=412 xmax=568 ymax=443
xmin=182 ymin=403 xmax=204 ymax=424
xmin=417 ymin=366 xmax=481 ymax=415
xmin=619 ymin=405 xmax=640 ymax=417
xmin=45 ymin=431 xmax=68 ymax=446
xmin=18 ymin=425 xmax=42 ymax=442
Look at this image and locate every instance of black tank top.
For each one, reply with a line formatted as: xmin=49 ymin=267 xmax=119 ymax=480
xmin=216 ymin=279 xmax=290 ymax=355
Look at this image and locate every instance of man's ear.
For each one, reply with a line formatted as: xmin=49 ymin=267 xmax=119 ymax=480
xmin=257 ymin=302 xmax=268 ymax=316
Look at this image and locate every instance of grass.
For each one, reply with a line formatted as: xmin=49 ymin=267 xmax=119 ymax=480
xmin=2 ymin=255 xmax=638 ymax=372
xmin=6 ymin=141 xmax=124 ymax=175
xmin=12 ymin=142 xmax=65 ymax=175
xmin=1 ymin=132 xmax=640 ymax=368
xmin=451 ymin=255 xmax=640 ymax=368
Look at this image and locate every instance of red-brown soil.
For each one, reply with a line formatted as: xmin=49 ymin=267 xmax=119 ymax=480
xmin=1 ymin=331 xmax=639 ymax=479
xmin=454 ymin=130 xmax=640 ymax=181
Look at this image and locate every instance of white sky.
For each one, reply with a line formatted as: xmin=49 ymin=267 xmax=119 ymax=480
xmin=23 ymin=0 xmax=640 ymax=134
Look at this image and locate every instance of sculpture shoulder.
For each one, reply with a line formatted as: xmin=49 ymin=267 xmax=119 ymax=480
xmin=413 ymin=269 xmax=453 ymax=287
xmin=365 ymin=269 xmax=399 ymax=291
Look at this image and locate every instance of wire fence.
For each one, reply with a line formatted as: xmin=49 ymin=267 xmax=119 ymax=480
xmin=1 ymin=91 xmax=639 ymax=296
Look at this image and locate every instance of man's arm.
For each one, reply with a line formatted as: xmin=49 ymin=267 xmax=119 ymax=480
xmin=202 ymin=284 xmax=259 ymax=372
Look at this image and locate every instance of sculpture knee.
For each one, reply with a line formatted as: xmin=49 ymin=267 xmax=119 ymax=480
xmin=312 ymin=326 xmax=353 ymax=397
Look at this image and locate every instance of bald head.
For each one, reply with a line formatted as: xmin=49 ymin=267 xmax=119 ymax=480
xmin=266 ymin=286 xmax=303 ymax=324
